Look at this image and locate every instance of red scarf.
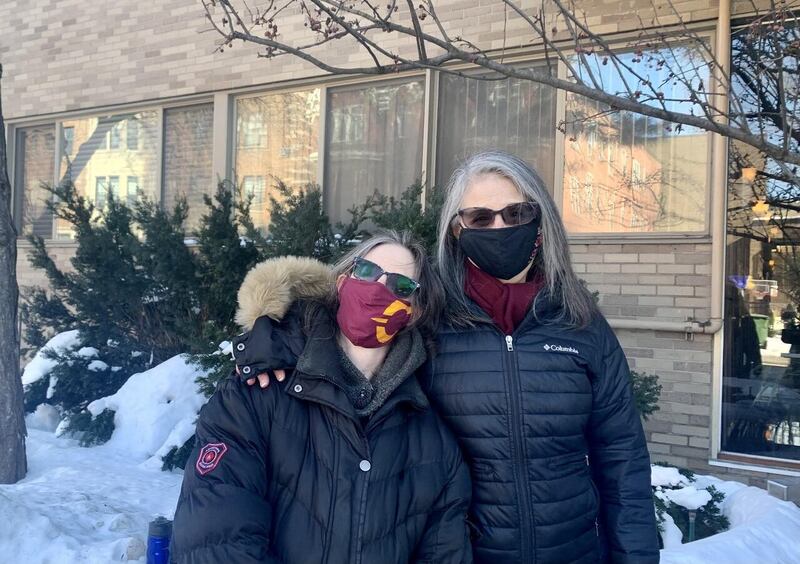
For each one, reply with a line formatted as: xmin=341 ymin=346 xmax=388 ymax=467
xmin=464 ymin=259 xmax=544 ymax=335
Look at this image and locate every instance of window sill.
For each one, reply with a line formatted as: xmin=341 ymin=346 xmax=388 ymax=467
xmin=568 ymin=233 xmax=712 ymax=245
xmin=710 ymin=452 xmax=800 ymax=477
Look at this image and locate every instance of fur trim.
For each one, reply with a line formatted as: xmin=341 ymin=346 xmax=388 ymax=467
xmin=235 ymin=256 xmax=333 ymax=330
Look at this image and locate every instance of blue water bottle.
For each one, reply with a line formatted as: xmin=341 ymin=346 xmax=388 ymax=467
xmin=147 ymin=516 xmax=172 ymax=564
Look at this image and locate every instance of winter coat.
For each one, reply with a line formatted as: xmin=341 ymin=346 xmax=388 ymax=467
xmin=171 ymin=257 xmax=473 ymax=564
xmin=228 ymin=258 xmax=659 ymax=564
xmin=420 ymin=293 xmax=659 ymax=564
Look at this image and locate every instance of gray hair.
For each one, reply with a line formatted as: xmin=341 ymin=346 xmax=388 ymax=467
xmin=316 ymin=230 xmax=444 ymax=338
xmin=436 ymin=150 xmax=596 ymax=329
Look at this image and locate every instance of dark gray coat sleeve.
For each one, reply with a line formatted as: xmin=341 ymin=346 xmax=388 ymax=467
xmin=587 ymin=319 xmax=659 ymax=564
xmin=413 ymin=431 xmax=473 ymax=564
xmin=171 ymin=377 xmax=277 ymax=564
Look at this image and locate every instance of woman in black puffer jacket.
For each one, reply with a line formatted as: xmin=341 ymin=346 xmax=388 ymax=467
xmin=237 ymin=152 xmax=659 ymax=563
xmin=171 ymin=232 xmax=472 ymax=564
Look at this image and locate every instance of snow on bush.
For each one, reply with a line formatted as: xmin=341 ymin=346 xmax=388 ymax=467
xmin=87 ymin=354 xmax=209 ymax=470
xmin=661 ymin=474 xmax=800 ymax=564
xmin=652 ymin=464 xmax=729 ymax=547
xmin=21 ymin=330 xmax=81 ymax=386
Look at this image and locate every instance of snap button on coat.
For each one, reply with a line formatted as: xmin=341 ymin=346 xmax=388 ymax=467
xmin=293 ymin=384 xmax=303 ymax=393
xmin=359 ymin=460 xmax=371 ymax=472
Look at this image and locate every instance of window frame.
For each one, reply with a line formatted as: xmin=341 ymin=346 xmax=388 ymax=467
xmin=552 ymin=39 xmax=715 ymax=240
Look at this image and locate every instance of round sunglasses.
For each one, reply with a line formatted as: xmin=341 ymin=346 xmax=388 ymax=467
xmin=456 ymin=201 xmax=540 ymax=229
xmin=351 ymin=257 xmax=420 ymax=299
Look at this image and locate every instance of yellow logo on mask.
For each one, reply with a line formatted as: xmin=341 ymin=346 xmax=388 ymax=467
xmin=370 ymin=300 xmax=413 ymax=344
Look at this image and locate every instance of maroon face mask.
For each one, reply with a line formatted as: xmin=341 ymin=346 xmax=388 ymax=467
xmin=336 ymin=277 xmax=414 ymax=348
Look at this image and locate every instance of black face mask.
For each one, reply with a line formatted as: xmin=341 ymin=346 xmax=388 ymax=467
xmin=458 ymin=219 xmax=541 ymax=280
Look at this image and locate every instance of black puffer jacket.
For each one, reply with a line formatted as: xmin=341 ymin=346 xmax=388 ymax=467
xmin=420 ymin=293 xmax=659 ymax=564
xmin=172 ymin=259 xmax=472 ymax=564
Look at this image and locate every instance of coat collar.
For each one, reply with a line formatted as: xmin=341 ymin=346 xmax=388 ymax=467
xmin=288 ymin=308 xmax=429 ymax=423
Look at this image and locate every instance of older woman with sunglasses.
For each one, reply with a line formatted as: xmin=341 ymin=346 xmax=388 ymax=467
xmin=236 ymin=152 xmax=659 ymax=563
xmin=171 ymin=232 xmax=472 ymax=564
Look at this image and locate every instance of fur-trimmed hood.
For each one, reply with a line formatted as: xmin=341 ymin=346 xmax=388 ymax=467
xmin=235 ymin=256 xmax=333 ymax=330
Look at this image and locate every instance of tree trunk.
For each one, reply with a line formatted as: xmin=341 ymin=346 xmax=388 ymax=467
xmin=0 ymin=63 xmax=27 ymax=483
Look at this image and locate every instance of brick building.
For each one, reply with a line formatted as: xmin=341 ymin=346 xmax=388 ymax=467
xmin=3 ymin=0 xmax=799 ymax=489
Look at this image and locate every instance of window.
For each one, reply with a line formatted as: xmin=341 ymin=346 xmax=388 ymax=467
xmin=243 ymin=176 xmax=265 ymax=205
xmin=561 ymin=47 xmax=710 ymax=234
xmin=235 ymin=89 xmax=321 ymax=232
xmin=62 ymin=127 xmax=74 ymax=156
xmin=13 ymin=125 xmax=55 ymax=237
xmin=162 ymin=104 xmax=214 ymax=232
xmin=126 ymin=120 xmax=140 ymax=151
xmin=95 ymin=177 xmax=108 ymax=208
xmin=325 ymin=79 xmax=425 ymax=223
xmin=57 ymin=111 xmax=159 ymax=239
xmin=109 ymin=124 xmax=122 ymax=150
xmin=436 ymin=67 xmax=557 ymax=189
xmin=722 ymin=19 xmax=800 ymax=463
xmin=127 ymin=176 xmax=140 ymax=206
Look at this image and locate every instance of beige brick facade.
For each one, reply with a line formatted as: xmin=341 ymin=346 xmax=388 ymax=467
xmin=5 ymin=0 xmax=798 ymax=487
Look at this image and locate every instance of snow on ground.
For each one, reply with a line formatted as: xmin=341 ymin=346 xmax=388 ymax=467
xmin=0 ymin=429 xmax=183 ymax=564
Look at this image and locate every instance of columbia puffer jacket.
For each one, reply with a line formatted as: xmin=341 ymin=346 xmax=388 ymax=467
xmin=419 ymin=293 xmax=659 ymax=564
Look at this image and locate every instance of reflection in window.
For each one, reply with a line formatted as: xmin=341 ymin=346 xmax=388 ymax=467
xmin=235 ymin=90 xmax=320 ymax=232
xmin=437 ymin=69 xmax=556 ymax=189
xmin=162 ymin=104 xmax=214 ymax=232
xmin=58 ymin=111 xmax=159 ymax=239
xmin=325 ymin=79 xmax=424 ymax=223
xmin=127 ymin=176 xmax=140 ymax=207
xmin=562 ymin=47 xmax=710 ymax=233
xmin=14 ymin=125 xmax=55 ymax=238
xmin=722 ymin=19 xmax=800 ymax=461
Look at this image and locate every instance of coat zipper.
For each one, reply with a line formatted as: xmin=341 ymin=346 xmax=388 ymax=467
xmin=587 ymin=454 xmax=600 ymax=538
xmin=504 ymin=334 xmax=536 ymax=561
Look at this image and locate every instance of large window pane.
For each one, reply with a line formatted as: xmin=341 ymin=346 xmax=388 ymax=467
xmin=58 ymin=111 xmax=159 ymax=239
xmin=14 ymin=125 xmax=55 ymax=238
xmin=562 ymin=48 xmax=710 ymax=233
xmin=436 ymin=69 xmax=556 ymax=189
xmin=325 ymin=79 xmax=425 ymax=223
xmin=722 ymin=20 xmax=800 ymax=461
xmin=163 ymin=104 xmax=214 ymax=232
xmin=234 ymin=90 xmax=320 ymax=232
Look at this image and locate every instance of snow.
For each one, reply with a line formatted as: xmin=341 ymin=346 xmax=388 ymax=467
xmin=21 ymin=330 xmax=81 ymax=386
xmin=660 ymin=474 xmax=800 ymax=564
xmin=77 ymin=346 xmax=99 ymax=359
xmin=0 ymin=429 xmax=182 ymax=563
xmin=87 ymin=360 xmax=109 ymax=372
xmin=651 ymin=465 xmax=691 ymax=488
xmin=659 ymin=485 xmax=713 ymax=511
xmin=87 ymin=354 xmax=208 ymax=470
xmin=659 ymin=511 xmax=684 ymax=549
xmin=25 ymin=404 xmax=61 ymax=433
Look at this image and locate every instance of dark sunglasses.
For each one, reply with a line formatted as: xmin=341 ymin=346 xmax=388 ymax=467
xmin=456 ymin=201 xmax=540 ymax=229
xmin=351 ymin=257 xmax=420 ymax=299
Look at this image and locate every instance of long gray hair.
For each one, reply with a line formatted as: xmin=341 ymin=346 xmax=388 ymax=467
xmin=312 ymin=230 xmax=444 ymax=339
xmin=436 ymin=150 xmax=596 ymax=328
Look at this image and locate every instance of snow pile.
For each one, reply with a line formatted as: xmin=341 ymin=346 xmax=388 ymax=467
xmin=21 ymin=330 xmax=81 ymax=386
xmin=660 ymin=474 xmax=800 ymax=563
xmin=88 ymin=354 xmax=208 ymax=470
xmin=0 ymin=429 xmax=182 ymax=563
xmin=25 ymin=404 xmax=61 ymax=433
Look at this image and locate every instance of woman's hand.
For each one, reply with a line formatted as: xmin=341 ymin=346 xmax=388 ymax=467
xmin=235 ymin=364 xmax=286 ymax=388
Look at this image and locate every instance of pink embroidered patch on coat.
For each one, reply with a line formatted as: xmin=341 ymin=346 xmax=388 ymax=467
xmin=195 ymin=442 xmax=228 ymax=475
